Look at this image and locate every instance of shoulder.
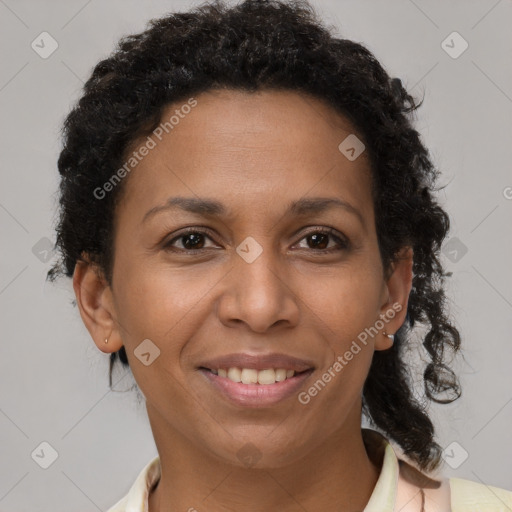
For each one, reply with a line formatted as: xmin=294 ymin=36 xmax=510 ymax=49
xmin=104 ymin=455 xmax=161 ymax=512
xmin=449 ymin=476 xmax=512 ymax=511
xmin=396 ymin=457 xmax=512 ymax=511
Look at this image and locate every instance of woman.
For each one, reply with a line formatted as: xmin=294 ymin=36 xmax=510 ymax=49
xmin=47 ymin=0 xmax=512 ymax=510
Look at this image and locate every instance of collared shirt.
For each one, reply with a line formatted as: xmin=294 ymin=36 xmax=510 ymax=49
xmin=106 ymin=429 xmax=512 ymax=512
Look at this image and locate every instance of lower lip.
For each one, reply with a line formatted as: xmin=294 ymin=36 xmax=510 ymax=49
xmin=199 ymin=368 xmax=314 ymax=408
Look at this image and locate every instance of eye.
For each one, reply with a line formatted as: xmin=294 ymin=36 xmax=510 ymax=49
xmin=163 ymin=228 xmax=218 ymax=252
xmin=293 ymin=227 xmax=349 ymax=253
xmin=162 ymin=227 xmax=349 ymax=253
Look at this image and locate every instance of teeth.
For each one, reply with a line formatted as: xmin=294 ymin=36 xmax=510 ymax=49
xmin=212 ymin=367 xmax=297 ymax=385
xmin=275 ymin=369 xmax=287 ymax=382
xmin=241 ymin=368 xmax=258 ymax=384
xmin=227 ymin=367 xmax=241 ymax=382
xmin=257 ymin=369 xmax=276 ymax=385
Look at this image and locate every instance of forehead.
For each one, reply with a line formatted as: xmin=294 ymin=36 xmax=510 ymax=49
xmin=118 ymin=89 xmax=374 ymax=224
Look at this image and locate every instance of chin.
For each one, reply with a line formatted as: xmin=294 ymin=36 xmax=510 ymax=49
xmin=212 ymin=431 xmax=309 ymax=469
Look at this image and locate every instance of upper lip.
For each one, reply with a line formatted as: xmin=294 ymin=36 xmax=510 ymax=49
xmin=198 ymin=353 xmax=315 ymax=372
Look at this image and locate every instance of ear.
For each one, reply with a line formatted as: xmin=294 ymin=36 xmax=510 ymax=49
xmin=375 ymin=246 xmax=413 ymax=351
xmin=72 ymin=257 xmax=123 ymax=354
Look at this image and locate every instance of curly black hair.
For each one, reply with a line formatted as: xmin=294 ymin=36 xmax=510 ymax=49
xmin=47 ymin=0 xmax=462 ymax=473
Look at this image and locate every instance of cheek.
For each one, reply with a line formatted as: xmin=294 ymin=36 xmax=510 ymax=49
xmin=299 ymin=275 xmax=379 ymax=415
xmin=115 ymin=247 xmax=384 ymax=345
xmin=300 ymin=264 xmax=384 ymax=336
xmin=113 ymin=261 xmax=219 ymax=348
xmin=296 ymin=262 xmax=382 ymax=393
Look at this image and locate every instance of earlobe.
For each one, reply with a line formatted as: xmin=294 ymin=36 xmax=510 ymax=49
xmin=72 ymin=259 xmax=123 ymax=354
xmin=375 ymin=246 xmax=413 ymax=351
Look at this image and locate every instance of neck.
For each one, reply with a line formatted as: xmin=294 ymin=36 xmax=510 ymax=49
xmin=147 ymin=406 xmax=381 ymax=512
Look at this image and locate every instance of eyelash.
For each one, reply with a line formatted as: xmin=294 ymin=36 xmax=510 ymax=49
xmin=162 ymin=226 xmax=349 ymax=254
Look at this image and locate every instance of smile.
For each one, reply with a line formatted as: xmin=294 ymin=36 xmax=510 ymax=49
xmin=206 ymin=367 xmax=297 ymax=385
xmin=199 ymin=367 xmax=314 ymax=407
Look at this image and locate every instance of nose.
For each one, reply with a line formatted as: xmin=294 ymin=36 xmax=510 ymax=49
xmin=216 ymin=247 xmax=300 ymax=334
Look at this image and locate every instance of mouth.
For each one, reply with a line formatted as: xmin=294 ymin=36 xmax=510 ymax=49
xmin=198 ymin=366 xmax=315 ymax=407
xmin=199 ymin=366 xmax=311 ymax=385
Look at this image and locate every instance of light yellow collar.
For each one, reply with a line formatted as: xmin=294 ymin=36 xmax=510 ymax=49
xmin=362 ymin=429 xmax=399 ymax=511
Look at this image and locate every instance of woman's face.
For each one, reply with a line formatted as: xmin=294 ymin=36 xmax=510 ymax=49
xmin=76 ymin=89 xmax=412 ymax=467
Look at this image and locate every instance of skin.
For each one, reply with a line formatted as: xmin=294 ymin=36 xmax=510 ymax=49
xmin=73 ymin=89 xmax=413 ymax=512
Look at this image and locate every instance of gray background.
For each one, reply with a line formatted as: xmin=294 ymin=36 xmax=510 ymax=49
xmin=0 ymin=0 xmax=511 ymax=510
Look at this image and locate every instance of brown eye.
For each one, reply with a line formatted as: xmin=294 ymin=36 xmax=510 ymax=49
xmin=163 ymin=229 xmax=217 ymax=252
xmin=162 ymin=227 xmax=349 ymax=254
xmin=177 ymin=233 xmax=206 ymax=250
xmin=294 ymin=228 xmax=349 ymax=253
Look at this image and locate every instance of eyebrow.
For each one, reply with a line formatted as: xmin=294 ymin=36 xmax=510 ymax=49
xmin=142 ymin=196 xmax=364 ymax=226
